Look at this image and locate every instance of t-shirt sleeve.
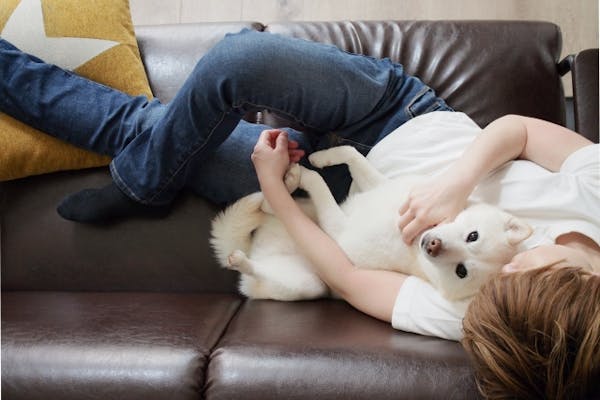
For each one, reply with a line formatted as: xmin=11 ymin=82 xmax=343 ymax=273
xmin=550 ymin=144 xmax=600 ymax=245
xmin=391 ymin=276 xmax=470 ymax=341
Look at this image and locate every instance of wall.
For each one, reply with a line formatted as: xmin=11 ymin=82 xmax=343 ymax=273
xmin=129 ymin=0 xmax=599 ymax=96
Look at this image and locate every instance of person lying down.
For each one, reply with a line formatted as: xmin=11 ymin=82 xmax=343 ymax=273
xmin=248 ymin=111 xmax=600 ymax=398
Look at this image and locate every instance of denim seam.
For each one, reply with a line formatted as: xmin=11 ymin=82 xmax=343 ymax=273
xmin=110 ymin=161 xmax=144 ymax=203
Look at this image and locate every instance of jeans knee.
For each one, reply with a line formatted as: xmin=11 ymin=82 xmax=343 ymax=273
xmin=193 ymin=30 xmax=289 ymax=106
xmin=209 ymin=29 xmax=267 ymax=72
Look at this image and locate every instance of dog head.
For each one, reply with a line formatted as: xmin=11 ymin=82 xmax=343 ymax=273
xmin=417 ymin=203 xmax=532 ymax=300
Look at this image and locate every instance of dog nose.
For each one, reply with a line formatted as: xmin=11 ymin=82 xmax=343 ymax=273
xmin=425 ymin=237 xmax=442 ymax=257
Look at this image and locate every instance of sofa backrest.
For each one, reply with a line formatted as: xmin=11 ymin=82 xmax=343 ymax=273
xmin=263 ymin=21 xmax=565 ymax=128
xmin=1 ymin=21 xmax=567 ymax=293
xmin=136 ymin=21 xmax=565 ymax=129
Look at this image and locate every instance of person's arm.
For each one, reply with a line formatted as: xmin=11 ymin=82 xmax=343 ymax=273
xmin=398 ymin=114 xmax=593 ymax=244
xmin=397 ymin=114 xmax=598 ymax=271
xmin=251 ymin=129 xmax=406 ymax=322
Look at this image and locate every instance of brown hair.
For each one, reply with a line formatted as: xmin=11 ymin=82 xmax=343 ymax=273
xmin=462 ymin=266 xmax=600 ymax=400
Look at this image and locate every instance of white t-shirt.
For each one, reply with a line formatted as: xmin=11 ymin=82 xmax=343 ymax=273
xmin=365 ymin=111 xmax=600 ymax=341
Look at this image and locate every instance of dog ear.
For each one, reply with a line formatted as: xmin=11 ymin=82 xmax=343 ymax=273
xmin=504 ymin=216 xmax=533 ymax=245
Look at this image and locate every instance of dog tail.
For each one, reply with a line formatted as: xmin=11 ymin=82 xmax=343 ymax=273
xmin=210 ymin=192 xmax=265 ymax=267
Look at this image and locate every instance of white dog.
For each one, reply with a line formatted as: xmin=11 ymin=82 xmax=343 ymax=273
xmin=211 ymin=146 xmax=532 ymax=301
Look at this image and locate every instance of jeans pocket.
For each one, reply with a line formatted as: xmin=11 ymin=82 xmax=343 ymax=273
xmin=406 ymin=86 xmax=447 ymax=118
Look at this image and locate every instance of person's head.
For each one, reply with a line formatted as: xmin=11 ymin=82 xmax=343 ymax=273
xmin=461 ymin=266 xmax=600 ymax=400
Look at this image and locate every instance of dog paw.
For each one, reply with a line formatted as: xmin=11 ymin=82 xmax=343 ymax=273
xmin=308 ymin=151 xmax=333 ymax=169
xmin=227 ymin=250 xmax=254 ymax=275
xmin=227 ymin=250 xmax=247 ymax=269
xmin=309 ymin=146 xmax=353 ymax=168
xmin=297 ymin=166 xmax=322 ymax=190
xmin=284 ymin=163 xmax=301 ymax=192
xmin=260 ymin=199 xmax=275 ymax=215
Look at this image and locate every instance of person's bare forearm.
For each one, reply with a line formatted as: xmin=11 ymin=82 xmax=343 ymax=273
xmin=258 ymin=174 xmax=406 ymax=321
xmin=258 ymin=176 xmax=354 ymax=295
xmin=399 ymin=115 xmax=593 ymax=243
xmin=252 ymin=129 xmax=407 ymax=322
xmin=443 ymin=115 xmax=527 ymax=193
xmin=446 ymin=114 xmax=592 ymax=191
xmin=399 ymin=116 xmax=528 ymax=242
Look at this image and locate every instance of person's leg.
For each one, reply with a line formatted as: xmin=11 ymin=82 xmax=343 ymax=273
xmin=0 ymin=38 xmax=160 ymax=157
xmin=108 ymin=29 xmax=430 ymax=208
xmin=51 ymin=29 xmax=413 ymax=222
xmin=3 ymin=30 xmax=450 ymax=221
xmin=1 ymin=38 xmax=172 ymax=221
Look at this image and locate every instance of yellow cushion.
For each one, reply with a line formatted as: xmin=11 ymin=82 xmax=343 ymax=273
xmin=0 ymin=0 xmax=153 ymax=181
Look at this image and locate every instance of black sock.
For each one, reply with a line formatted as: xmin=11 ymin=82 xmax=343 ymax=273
xmin=56 ymin=182 xmax=171 ymax=223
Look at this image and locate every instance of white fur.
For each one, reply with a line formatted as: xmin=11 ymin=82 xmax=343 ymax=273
xmin=211 ymin=146 xmax=532 ymax=301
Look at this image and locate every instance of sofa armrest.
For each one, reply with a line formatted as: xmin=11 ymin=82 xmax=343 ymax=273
xmin=569 ymin=49 xmax=599 ymax=143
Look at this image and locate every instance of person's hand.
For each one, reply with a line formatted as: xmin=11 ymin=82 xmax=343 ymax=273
xmin=251 ymin=129 xmax=305 ymax=185
xmin=502 ymin=244 xmax=593 ymax=273
xmin=398 ymin=173 xmax=473 ymax=244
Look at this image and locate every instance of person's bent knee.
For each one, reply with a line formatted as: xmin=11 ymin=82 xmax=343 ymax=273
xmin=209 ymin=29 xmax=270 ymax=72
xmin=190 ymin=30 xmax=295 ymax=108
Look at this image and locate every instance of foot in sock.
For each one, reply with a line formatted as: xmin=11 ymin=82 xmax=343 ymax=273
xmin=56 ymin=182 xmax=171 ymax=223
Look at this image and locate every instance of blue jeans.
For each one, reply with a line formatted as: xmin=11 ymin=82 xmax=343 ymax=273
xmin=0 ymin=30 xmax=452 ymax=205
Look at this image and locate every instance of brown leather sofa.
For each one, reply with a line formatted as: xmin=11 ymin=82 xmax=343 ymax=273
xmin=1 ymin=21 xmax=598 ymax=400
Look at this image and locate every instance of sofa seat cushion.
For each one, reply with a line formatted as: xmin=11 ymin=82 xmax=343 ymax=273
xmin=1 ymin=169 xmax=238 ymax=293
xmin=207 ymin=300 xmax=479 ymax=400
xmin=1 ymin=291 xmax=241 ymax=400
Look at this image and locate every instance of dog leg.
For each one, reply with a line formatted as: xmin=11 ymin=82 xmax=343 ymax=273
xmin=293 ymin=165 xmax=348 ymax=235
xmin=226 ymin=250 xmax=256 ymax=275
xmin=309 ymin=146 xmax=388 ymax=192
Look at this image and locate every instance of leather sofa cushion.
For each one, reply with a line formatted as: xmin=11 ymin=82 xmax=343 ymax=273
xmin=207 ymin=300 xmax=478 ymax=399
xmin=1 ymin=292 xmax=241 ymax=400
xmin=1 ymin=169 xmax=237 ymax=292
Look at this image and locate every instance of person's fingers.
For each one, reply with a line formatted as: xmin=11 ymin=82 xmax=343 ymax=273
xmin=398 ymin=199 xmax=410 ymax=216
xmin=253 ymin=131 xmax=270 ymax=155
xmin=257 ymin=129 xmax=272 ymax=144
xmin=289 ymin=149 xmax=305 ymax=163
xmin=274 ymin=130 xmax=288 ymax=150
xmin=259 ymin=129 xmax=280 ymax=146
xmin=262 ymin=129 xmax=285 ymax=147
xmin=401 ymin=219 xmax=425 ymax=245
xmin=397 ymin=205 xmax=414 ymax=231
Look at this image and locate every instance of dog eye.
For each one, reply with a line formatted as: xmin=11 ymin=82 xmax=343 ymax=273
xmin=466 ymin=231 xmax=479 ymax=243
xmin=456 ymin=263 xmax=468 ymax=279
